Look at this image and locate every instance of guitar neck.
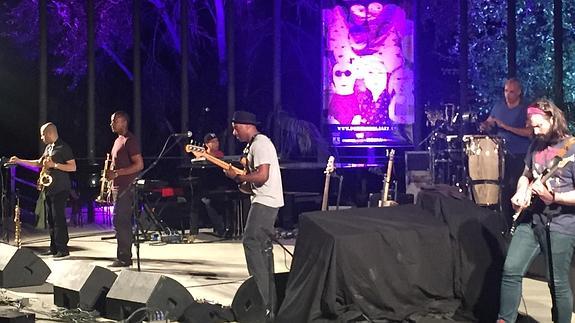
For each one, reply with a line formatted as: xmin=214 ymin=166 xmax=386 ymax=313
xmin=321 ymin=175 xmax=331 ymax=211
xmin=380 ymin=153 xmax=395 ymax=205
xmin=202 ymin=154 xmax=246 ymax=175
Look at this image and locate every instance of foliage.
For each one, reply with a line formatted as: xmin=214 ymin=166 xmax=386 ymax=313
xmin=516 ymin=0 xmax=554 ymax=100
xmin=467 ymin=0 xmax=507 ymax=114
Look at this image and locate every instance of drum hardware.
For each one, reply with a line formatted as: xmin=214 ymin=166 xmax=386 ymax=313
xmin=464 ymin=135 xmax=505 ymax=206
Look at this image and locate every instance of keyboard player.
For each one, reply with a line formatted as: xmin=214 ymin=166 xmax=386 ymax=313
xmin=188 ymin=133 xmax=229 ymax=241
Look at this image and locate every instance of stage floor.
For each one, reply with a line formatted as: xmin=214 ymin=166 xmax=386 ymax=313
xmin=0 ymin=223 xmax=568 ymax=322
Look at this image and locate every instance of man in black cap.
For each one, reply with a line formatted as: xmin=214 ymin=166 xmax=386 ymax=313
xmin=203 ymin=133 xmax=224 ymax=158
xmin=224 ymin=111 xmax=284 ymax=321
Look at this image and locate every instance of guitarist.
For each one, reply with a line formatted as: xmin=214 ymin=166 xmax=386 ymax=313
xmin=498 ymin=99 xmax=575 ymax=323
xmin=224 ymin=111 xmax=284 ymax=322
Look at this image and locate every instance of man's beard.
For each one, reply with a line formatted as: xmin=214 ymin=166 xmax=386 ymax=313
xmin=533 ymin=132 xmax=559 ymax=151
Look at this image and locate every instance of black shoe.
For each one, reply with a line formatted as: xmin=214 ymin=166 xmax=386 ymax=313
xmin=39 ymin=250 xmax=56 ymax=257
xmin=109 ymin=260 xmax=132 ymax=268
xmin=53 ymin=251 xmax=70 ymax=260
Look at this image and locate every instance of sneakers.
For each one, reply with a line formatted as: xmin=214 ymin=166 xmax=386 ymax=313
xmin=108 ymin=260 xmax=132 ymax=268
xmin=39 ymin=250 xmax=56 ymax=257
xmin=52 ymin=251 xmax=70 ymax=260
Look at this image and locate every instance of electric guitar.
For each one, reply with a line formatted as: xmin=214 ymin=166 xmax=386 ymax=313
xmin=321 ymin=156 xmax=336 ymax=211
xmin=379 ymin=149 xmax=398 ymax=207
xmin=510 ymin=154 xmax=575 ymax=234
xmin=184 ymin=143 xmax=252 ymax=194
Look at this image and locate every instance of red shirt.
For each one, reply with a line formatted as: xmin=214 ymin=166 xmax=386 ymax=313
xmin=111 ymin=131 xmax=141 ymax=190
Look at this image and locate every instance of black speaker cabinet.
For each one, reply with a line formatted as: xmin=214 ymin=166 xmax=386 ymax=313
xmin=104 ymin=270 xmax=195 ymax=321
xmin=232 ymin=272 xmax=289 ymax=323
xmin=0 ymin=244 xmax=50 ymax=288
xmin=52 ymin=265 xmax=117 ymax=314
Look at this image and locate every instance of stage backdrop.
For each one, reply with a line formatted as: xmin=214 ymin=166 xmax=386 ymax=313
xmin=323 ymin=0 xmax=414 ymax=147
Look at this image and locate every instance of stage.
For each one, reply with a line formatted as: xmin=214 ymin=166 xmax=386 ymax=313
xmin=0 ymin=217 xmax=565 ymax=322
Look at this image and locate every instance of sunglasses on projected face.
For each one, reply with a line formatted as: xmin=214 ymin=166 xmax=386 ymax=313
xmin=335 ymin=70 xmax=352 ymax=77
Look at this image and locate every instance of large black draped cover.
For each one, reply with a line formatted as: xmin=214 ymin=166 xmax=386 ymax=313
xmin=276 ymin=191 xmax=507 ymax=322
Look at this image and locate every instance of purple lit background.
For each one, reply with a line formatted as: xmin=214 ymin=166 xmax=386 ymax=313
xmin=323 ymin=1 xmax=414 ymax=147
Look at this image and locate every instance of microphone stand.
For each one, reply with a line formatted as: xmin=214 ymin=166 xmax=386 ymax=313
xmin=131 ymin=135 xmax=186 ymax=271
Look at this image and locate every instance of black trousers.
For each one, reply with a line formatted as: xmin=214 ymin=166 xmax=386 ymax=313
xmin=45 ymin=190 xmax=70 ymax=253
xmin=113 ymin=188 xmax=134 ymax=263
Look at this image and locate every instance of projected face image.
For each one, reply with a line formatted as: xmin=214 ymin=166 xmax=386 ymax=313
xmin=360 ymin=57 xmax=387 ymax=100
xmin=388 ymin=67 xmax=414 ymax=123
xmin=323 ymin=1 xmax=414 ymax=142
xmin=350 ymin=2 xmax=384 ymax=25
xmin=332 ymin=62 xmax=357 ymax=95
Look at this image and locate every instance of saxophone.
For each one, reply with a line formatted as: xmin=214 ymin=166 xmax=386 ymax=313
xmin=14 ymin=196 xmax=21 ymax=249
xmin=95 ymin=153 xmax=113 ymax=205
xmin=37 ymin=155 xmax=53 ymax=190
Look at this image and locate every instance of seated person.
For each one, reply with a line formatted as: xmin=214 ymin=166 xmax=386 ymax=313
xmin=203 ymin=133 xmax=224 ymax=158
xmin=189 ymin=133 xmax=228 ymax=240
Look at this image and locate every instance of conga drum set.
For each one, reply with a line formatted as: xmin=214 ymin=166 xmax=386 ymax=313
xmin=424 ymin=104 xmax=506 ymax=207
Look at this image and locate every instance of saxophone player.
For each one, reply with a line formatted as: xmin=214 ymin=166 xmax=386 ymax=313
xmin=10 ymin=122 xmax=76 ymax=259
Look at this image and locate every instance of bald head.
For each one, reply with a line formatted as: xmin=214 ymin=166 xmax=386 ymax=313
xmin=40 ymin=122 xmax=59 ymax=144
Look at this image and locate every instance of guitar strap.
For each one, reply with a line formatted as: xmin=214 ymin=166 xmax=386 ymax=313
xmin=242 ymin=133 xmax=260 ymax=161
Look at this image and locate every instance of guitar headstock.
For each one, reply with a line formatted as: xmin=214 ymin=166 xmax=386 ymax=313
xmin=324 ymin=156 xmax=335 ymax=175
xmin=388 ymin=149 xmax=396 ymax=161
xmin=184 ymin=142 xmax=207 ymax=158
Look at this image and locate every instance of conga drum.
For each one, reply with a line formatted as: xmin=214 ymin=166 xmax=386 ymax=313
xmin=464 ymin=135 xmax=503 ymax=205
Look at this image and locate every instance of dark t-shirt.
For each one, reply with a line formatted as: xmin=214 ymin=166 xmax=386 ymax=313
xmin=111 ymin=131 xmax=141 ymax=191
xmin=524 ymin=138 xmax=575 ymax=236
xmin=44 ymin=138 xmax=75 ymax=196
xmin=489 ymin=99 xmax=530 ymax=155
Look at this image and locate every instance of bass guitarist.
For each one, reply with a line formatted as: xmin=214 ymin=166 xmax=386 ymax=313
xmin=223 ymin=111 xmax=284 ymax=322
xmin=498 ymin=99 xmax=575 ymax=323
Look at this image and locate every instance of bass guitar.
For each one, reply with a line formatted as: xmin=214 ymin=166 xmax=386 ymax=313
xmin=321 ymin=156 xmax=336 ymax=211
xmin=510 ymin=154 xmax=575 ymax=234
xmin=379 ymin=149 xmax=398 ymax=207
xmin=185 ymin=143 xmax=252 ymax=194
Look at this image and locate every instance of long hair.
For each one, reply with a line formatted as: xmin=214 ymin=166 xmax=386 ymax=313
xmin=529 ymin=98 xmax=570 ymax=142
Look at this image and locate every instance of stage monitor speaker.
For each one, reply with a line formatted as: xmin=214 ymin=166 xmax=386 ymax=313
xmin=52 ymin=265 xmax=117 ymax=314
xmin=181 ymin=302 xmax=235 ymax=323
xmin=104 ymin=270 xmax=195 ymax=321
xmin=0 ymin=244 xmax=50 ymax=288
xmin=231 ymin=272 xmax=289 ymax=323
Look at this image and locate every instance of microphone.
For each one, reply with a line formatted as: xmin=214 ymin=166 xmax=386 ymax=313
xmin=172 ymin=131 xmax=193 ymax=138
xmin=1 ymin=156 xmax=15 ymax=167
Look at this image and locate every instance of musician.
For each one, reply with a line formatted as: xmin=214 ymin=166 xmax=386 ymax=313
xmin=189 ymin=133 xmax=227 ymax=240
xmin=203 ymin=133 xmax=224 ymax=158
xmin=105 ymin=111 xmax=143 ymax=267
xmin=480 ymin=78 xmax=532 ymax=223
xmin=10 ymin=122 xmax=76 ymax=259
xmin=224 ymin=111 xmax=284 ymax=321
xmin=498 ymin=99 xmax=575 ymax=323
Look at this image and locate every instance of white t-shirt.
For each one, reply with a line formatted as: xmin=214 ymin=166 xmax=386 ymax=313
xmin=247 ymin=134 xmax=284 ymax=208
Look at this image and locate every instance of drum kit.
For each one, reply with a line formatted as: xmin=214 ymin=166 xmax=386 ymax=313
xmin=423 ymin=104 xmax=505 ymax=206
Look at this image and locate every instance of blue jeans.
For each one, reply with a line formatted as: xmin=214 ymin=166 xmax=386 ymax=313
xmin=499 ymin=223 xmax=575 ymax=323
